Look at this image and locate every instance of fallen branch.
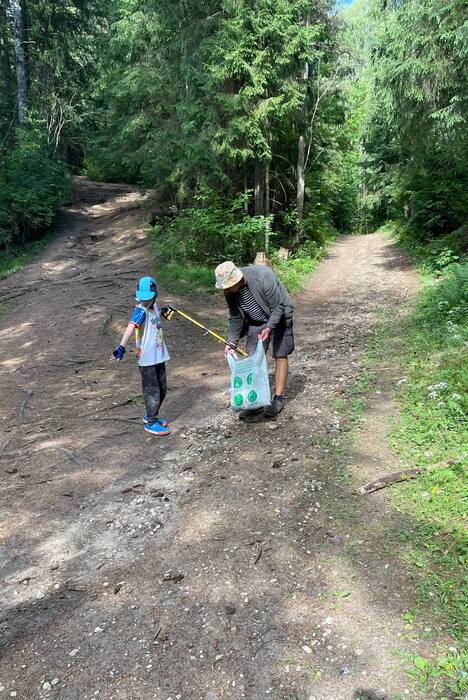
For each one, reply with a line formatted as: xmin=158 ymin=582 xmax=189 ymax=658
xmin=356 ymin=457 xmax=465 ymax=495
xmin=356 ymin=468 xmax=423 ymax=495
xmin=254 ymin=547 xmax=263 ymax=564
xmin=80 ymin=397 xmax=139 ymax=417
xmin=89 ymin=416 xmax=140 ymax=423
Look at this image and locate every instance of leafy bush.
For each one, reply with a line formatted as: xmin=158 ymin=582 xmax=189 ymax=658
xmin=0 ymin=129 xmax=70 ymax=248
xmin=381 ymin=223 xmax=466 ymax=275
xmin=149 ymin=191 xmax=268 ymax=267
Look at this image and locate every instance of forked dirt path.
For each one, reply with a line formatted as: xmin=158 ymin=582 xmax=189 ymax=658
xmin=0 ymin=180 xmax=435 ymax=700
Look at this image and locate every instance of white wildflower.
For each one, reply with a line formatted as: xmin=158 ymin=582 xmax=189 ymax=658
xmin=396 ymin=379 xmax=407 ymax=386
xmin=438 ymin=401 xmax=446 ymax=408
xmin=435 ymin=382 xmax=448 ymax=390
xmin=452 ymin=393 xmax=461 ymax=400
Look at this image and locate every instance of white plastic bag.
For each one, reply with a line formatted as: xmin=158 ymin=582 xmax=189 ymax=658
xmin=227 ymin=342 xmax=271 ymax=411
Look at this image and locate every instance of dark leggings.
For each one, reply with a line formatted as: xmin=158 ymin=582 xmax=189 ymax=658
xmin=139 ymin=363 xmax=167 ymax=424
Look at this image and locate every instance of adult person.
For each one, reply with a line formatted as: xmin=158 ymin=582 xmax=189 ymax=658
xmin=215 ymin=260 xmax=294 ymax=419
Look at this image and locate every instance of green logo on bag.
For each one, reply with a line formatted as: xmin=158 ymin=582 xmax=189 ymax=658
xmin=247 ymin=390 xmax=258 ymax=403
xmin=234 ymin=393 xmax=244 ymax=406
xmin=247 ymin=372 xmax=253 ymax=385
xmin=234 ymin=376 xmax=243 ymax=389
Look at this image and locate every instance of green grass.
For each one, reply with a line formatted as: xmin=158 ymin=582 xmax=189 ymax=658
xmin=0 ymin=231 xmax=55 ymax=280
xmin=155 ymin=260 xmax=215 ymax=295
xmin=271 ymin=251 xmax=322 ymax=294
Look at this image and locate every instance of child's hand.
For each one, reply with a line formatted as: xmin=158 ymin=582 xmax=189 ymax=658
xmin=112 ymin=345 xmax=126 ymax=361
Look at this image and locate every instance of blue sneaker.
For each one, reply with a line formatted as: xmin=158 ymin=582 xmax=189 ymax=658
xmin=143 ymin=415 xmax=168 ymax=427
xmin=144 ymin=422 xmax=170 ymax=436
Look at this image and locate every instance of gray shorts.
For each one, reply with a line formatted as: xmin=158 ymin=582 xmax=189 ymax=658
xmin=246 ymin=320 xmax=295 ymax=358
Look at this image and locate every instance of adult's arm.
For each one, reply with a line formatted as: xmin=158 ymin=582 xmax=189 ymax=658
xmin=261 ymin=268 xmax=285 ymax=330
xmin=225 ymin=292 xmax=244 ymax=344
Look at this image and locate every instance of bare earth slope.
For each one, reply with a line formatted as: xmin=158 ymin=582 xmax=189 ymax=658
xmin=1 ymin=180 xmax=435 ymax=700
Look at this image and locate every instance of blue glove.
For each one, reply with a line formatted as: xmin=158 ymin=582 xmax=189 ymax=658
xmin=113 ymin=345 xmax=126 ymax=361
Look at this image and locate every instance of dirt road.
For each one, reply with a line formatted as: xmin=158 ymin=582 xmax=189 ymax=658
xmin=1 ymin=180 xmax=435 ymax=699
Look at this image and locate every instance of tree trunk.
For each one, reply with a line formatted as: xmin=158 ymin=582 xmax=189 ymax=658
xmin=254 ymin=161 xmax=264 ymax=216
xmin=265 ymin=159 xmax=270 ymax=216
xmin=10 ymin=0 xmax=27 ymax=124
xmin=296 ymin=134 xmax=306 ymax=221
xmin=296 ymin=12 xmax=310 ymax=223
xmin=0 ymin=3 xmax=13 ymax=97
xmin=243 ymin=167 xmax=249 ymax=214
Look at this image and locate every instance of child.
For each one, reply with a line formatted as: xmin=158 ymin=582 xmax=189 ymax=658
xmin=112 ymin=276 xmax=171 ymax=436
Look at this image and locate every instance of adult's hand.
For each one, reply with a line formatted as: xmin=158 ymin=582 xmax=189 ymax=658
xmin=224 ymin=343 xmax=237 ymax=358
xmin=257 ymin=327 xmax=271 ymax=342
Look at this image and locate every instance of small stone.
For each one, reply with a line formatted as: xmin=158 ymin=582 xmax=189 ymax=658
xmin=42 ymin=682 xmax=52 ymax=691
xmin=150 ymin=489 xmax=165 ymax=498
xmin=51 ymin=679 xmax=59 ymax=686
xmin=302 ymin=645 xmax=312 ymax=654
xmin=340 ymin=666 xmax=351 ymax=676
xmin=268 ymin=423 xmax=278 ymax=430
xmin=69 ymin=648 xmax=79 ymax=657
xmin=162 ymin=452 xmax=182 ymax=462
xmin=94 ymin=626 xmax=104 ymax=633
xmin=162 ymin=571 xmax=184 ymax=582
xmin=156 ymin=627 xmax=169 ymax=642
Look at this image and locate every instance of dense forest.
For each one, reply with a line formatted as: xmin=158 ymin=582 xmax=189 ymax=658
xmin=0 ymin=0 xmax=466 ymax=261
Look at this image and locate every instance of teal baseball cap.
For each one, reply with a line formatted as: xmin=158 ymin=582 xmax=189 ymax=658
xmin=136 ymin=276 xmax=157 ymax=301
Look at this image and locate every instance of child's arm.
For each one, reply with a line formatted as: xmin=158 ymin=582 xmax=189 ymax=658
xmin=112 ymin=307 xmax=146 ymax=361
xmin=112 ymin=322 xmax=135 ymax=361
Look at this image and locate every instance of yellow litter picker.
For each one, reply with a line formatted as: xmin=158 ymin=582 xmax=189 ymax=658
xmin=161 ymin=305 xmax=248 ymax=358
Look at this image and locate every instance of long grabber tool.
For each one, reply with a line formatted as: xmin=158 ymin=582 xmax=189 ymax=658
xmin=162 ymin=305 xmax=248 ymax=357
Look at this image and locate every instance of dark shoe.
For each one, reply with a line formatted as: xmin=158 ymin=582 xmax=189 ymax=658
xmin=264 ymin=397 xmax=284 ymax=418
xmin=238 ymin=407 xmax=264 ymax=421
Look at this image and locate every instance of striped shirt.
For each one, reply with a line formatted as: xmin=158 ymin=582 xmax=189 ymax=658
xmin=238 ymin=284 xmax=269 ymax=324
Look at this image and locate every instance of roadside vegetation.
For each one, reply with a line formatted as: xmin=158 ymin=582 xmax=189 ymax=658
xmin=387 ymin=229 xmax=467 ymax=699
xmin=331 ymin=226 xmax=467 ymax=698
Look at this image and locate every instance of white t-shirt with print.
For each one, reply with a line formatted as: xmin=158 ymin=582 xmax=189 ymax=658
xmin=130 ymin=303 xmax=171 ymax=367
